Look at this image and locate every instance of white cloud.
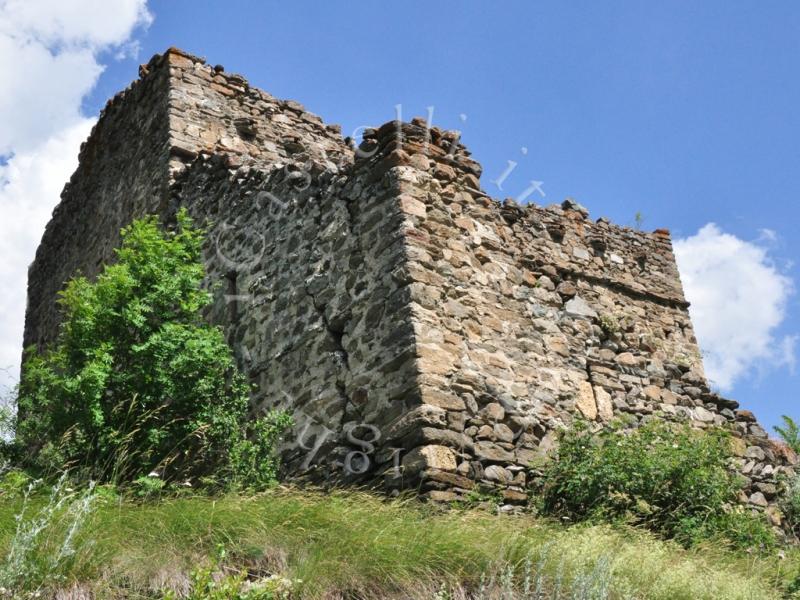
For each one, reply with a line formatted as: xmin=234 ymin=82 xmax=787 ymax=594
xmin=0 ymin=38 xmax=99 ymax=155
xmin=0 ymin=0 xmax=151 ymax=49
xmin=0 ymin=0 xmax=151 ymax=395
xmin=674 ymin=223 xmax=795 ymax=391
xmin=0 ymin=0 xmax=152 ymax=156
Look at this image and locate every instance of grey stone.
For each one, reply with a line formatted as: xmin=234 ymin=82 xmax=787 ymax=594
xmin=745 ymin=446 xmax=766 ymax=461
xmin=572 ymin=247 xmax=591 ymax=260
xmin=483 ymin=465 xmax=513 ymax=484
xmin=693 ymin=406 xmax=715 ymax=423
xmin=474 ymin=441 xmax=515 ymax=462
xmin=564 ymin=296 xmax=598 ymax=319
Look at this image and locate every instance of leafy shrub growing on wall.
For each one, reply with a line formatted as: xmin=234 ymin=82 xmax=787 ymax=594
xmin=16 ymin=210 xmax=290 ymax=489
xmin=536 ymin=420 xmax=774 ymax=548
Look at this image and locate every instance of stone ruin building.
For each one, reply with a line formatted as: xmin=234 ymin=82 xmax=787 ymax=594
xmin=23 ymin=48 xmax=794 ymax=525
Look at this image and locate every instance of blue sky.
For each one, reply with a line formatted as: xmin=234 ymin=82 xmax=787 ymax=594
xmin=1 ymin=1 xmax=798 ymax=432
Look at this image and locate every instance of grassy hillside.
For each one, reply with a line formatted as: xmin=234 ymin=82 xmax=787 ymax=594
xmin=6 ymin=213 xmax=795 ymax=599
xmin=0 ymin=485 xmax=794 ymax=599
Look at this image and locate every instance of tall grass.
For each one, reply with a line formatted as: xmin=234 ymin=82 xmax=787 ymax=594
xmin=0 ymin=473 xmax=96 ymax=598
xmin=0 ymin=486 xmax=791 ymax=599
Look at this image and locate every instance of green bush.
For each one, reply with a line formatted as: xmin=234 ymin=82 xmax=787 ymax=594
xmin=16 ymin=210 xmax=290 ymax=488
xmin=164 ymin=545 xmax=296 ymax=599
xmin=131 ymin=475 xmax=166 ymax=500
xmin=781 ymin=474 xmax=800 ymax=535
xmin=0 ymin=470 xmax=31 ymax=497
xmin=230 ymin=411 xmax=294 ymax=491
xmin=537 ymin=420 xmax=774 ymax=548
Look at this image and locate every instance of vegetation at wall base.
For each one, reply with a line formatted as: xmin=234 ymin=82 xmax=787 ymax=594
xmin=4 ymin=211 xmax=799 ymax=598
xmin=14 ymin=210 xmax=290 ymax=489
xmin=535 ymin=420 xmax=776 ymax=550
xmin=0 ymin=480 xmax=795 ymax=600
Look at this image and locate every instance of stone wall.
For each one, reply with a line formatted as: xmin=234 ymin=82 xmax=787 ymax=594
xmin=162 ymin=50 xmax=425 ymax=478
xmin=171 ymin=152 xmax=422 ymax=479
xmin=368 ymin=120 xmax=792 ymax=526
xmin=22 ymin=48 xmax=795 ymax=528
xmin=162 ymin=49 xmax=348 ymax=178
xmin=23 ymin=57 xmax=172 ymax=352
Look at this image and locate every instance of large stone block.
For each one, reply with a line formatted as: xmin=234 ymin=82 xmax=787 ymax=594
xmin=402 ymin=445 xmax=457 ymax=473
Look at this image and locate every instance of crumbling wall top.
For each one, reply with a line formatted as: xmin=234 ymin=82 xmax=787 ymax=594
xmin=358 ymin=118 xmax=689 ymax=308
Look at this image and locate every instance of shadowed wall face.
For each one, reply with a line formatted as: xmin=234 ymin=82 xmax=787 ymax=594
xmin=23 ymin=59 xmax=173 ymax=353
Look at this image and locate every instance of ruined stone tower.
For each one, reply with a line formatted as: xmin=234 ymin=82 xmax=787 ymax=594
xmin=23 ymin=48 xmax=792 ymax=517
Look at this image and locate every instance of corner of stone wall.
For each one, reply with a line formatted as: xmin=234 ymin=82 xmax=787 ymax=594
xmin=346 ymin=118 xmax=528 ymax=502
